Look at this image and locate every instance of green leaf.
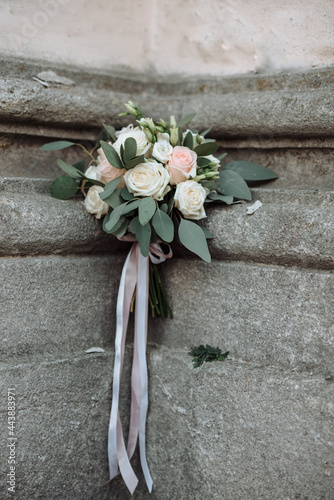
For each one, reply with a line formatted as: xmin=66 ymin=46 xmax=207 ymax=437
xmin=124 ymin=154 xmax=145 ymax=170
xmin=167 ymin=192 xmax=175 ymax=214
xmin=178 ymin=127 xmax=183 ymax=146
xmin=121 ymin=187 xmax=134 ymax=201
xmin=160 ymin=203 xmax=168 ymax=213
xmin=103 ymin=124 xmax=117 ymax=142
xmin=120 ymin=144 xmax=125 ymax=164
xmin=139 ymin=197 xmax=156 ymax=226
xmin=177 ymin=113 xmax=196 ymax=128
xmin=217 ymin=153 xmax=227 ymax=161
xmin=112 ymin=218 xmax=128 ymax=237
xmin=200 ymin=127 xmax=211 ymax=137
xmin=189 ymin=344 xmax=229 ymax=368
xmin=130 ymin=217 xmax=151 ymax=257
xmin=152 ymin=209 xmax=174 ymax=243
xmin=100 ymin=140 xmax=123 ymax=169
xmin=73 ymin=160 xmax=86 ymax=173
xmin=103 ymin=211 xmax=123 ymax=234
xmin=40 ymin=140 xmax=75 ymax=151
xmin=194 ymin=141 xmax=219 ymax=156
xmin=49 ymin=175 xmax=79 ymax=199
xmin=102 ymin=188 xmax=123 ymax=208
xmin=183 ymin=131 xmax=194 ymax=149
xmin=105 ymin=200 xmax=141 ymax=231
xmin=201 ymin=226 xmax=215 ymax=239
xmin=223 ymin=161 xmax=278 ymax=181
xmin=201 ymin=181 xmax=219 ymax=191
xmin=123 ymin=137 xmax=137 ymax=163
xmin=218 ymin=170 xmax=252 ymax=200
xmin=57 ymin=159 xmax=84 ymax=179
xmin=197 ymin=157 xmax=213 ymax=168
xmin=208 ymin=192 xmax=234 ymax=204
xmin=178 ymin=219 xmax=211 ymax=262
xmin=99 ymin=177 xmax=122 ymax=200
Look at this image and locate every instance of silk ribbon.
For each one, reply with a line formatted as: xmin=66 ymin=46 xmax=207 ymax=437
xmin=108 ymin=239 xmax=172 ymax=494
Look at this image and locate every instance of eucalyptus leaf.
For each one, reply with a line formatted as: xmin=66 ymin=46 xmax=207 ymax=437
xmin=124 ymin=154 xmax=145 ymax=170
xmin=40 ymin=140 xmax=75 ymax=151
xmin=73 ymin=160 xmax=86 ymax=173
xmin=57 ymin=159 xmax=83 ymax=179
xmin=123 ymin=137 xmax=137 ymax=163
xmin=160 ymin=203 xmax=168 ymax=213
xmin=103 ymin=124 xmax=117 ymax=142
xmin=112 ymin=218 xmax=128 ymax=237
xmin=183 ymin=131 xmax=194 ymax=149
xmin=100 ymin=140 xmax=123 ymax=169
xmin=103 ymin=212 xmax=123 ymax=234
xmin=201 ymin=226 xmax=215 ymax=239
xmin=177 ymin=113 xmax=196 ymax=128
xmin=208 ymin=192 xmax=234 ymax=204
xmin=167 ymin=193 xmax=175 ymax=214
xmin=139 ymin=197 xmax=156 ymax=226
xmin=102 ymin=188 xmax=123 ymax=208
xmin=200 ymin=127 xmax=211 ymax=137
xmin=218 ymin=170 xmax=252 ymax=201
xmin=130 ymin=217 xmax=151 ymax=257
xmin=197 ymin=157 xmax=213 ymax=168
xmin=152 ymin=209 xmax=174 ymax=243
xmin=99 ymin=177 xmax=122 ymax=200
xmin=194 ymin=141 xmax=218 ymax=156
xmin=105 ymin=199 xmax=141 ymax=231
xmin=223 ymin=161 xmax=279 ymax=181
xmin=178 ymin=219 xmax=211 ymax=262
xmin=121 ymin=187 xmax=134 ymax=201
xmin=217 ymin=153 xmax=228 ymax=160
xmin=49 ymin=175 xmax=79 ymax=199
xmin=201 ymin=181 xmax=219 ymax=191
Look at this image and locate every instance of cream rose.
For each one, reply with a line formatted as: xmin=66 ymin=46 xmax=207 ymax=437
xmin=84 ymin=165 xmax=101 ymax=181
xmin=83 ymin=185 xmax=109 ymax=219
xmin=174 ymin=180 xmax=208 ymax=220
xmin=113 ymin=126 xmax=150 ymax=157
xmin=152 ymin=139 xmax=173 ymax=164
xmin=124 ymin=160 xmax=171 ymax=200
xmin=167 ymin=146 xmax=197 ymax=185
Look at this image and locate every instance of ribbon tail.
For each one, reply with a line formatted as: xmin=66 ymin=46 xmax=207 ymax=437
xmin=135 ymin=248 xmax=153 ymax=492
xmin=108 ymin=245 xmax=139 ymax=494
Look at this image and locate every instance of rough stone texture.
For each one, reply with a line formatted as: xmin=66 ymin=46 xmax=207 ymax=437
xmin=1 ymin=350 xmax=333 ymax=500
xmin=0 ymin=255 xmax=125 ymax=360
xmin=1 ymin=180 xmax=333 ymax=270
xmin=0 ymin=60 xmax=334 ymax=138
xmin=148 ymin=259 xmax=334 ymax=375
xmin=0 ymin=179 xmax=126 ymax=256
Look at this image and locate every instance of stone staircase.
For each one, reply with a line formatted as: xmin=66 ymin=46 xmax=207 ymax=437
xmin=0 ymin=59 xmax=333 ymax=499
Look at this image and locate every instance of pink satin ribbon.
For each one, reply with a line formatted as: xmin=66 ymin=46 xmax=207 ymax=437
xmin=108 ymin=238 xmax=172 ymax=494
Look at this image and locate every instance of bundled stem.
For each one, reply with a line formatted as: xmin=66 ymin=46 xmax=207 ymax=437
xmin=149 ymin=262 xmax=173 ymax=319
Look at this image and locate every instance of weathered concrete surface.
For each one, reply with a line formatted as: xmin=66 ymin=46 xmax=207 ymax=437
xmin=1 ymin=61 xmax=334 ymax=138
xmin=0 ymin=255 xmax=124 ymax=360
xmin=149 ymin=260 xmax=334 ymax=375
xmin=1 ymin=350 xmax=332 ymax=499
xmin=1 ymin=255 xmax=333 ymax=374
xmin=0 ymin=179 xmax=126 ymax=257
xmin=1 ymin=180 xmax=333 ymax=270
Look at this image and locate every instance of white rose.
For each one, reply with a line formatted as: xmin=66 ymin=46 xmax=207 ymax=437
xmin=152 ymin=139 xmax=173 ymax=164
xmin=113 ymin=126 xmax=151 ymax=157
xmin=174 ymin=180 xmax=208 ymax=220
xmin=84 ymin=165 xmax=101 ymax=181
xmin=83 ymin=185 xmax=109 ymax=219
xmin=157 ymin=132 xmax=170 ymax=142
xmin=124 ymin=160 xmax=171 ymax=200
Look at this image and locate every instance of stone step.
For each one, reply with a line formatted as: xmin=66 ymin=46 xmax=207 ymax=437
xmin=1 ymin=135 xmax=333 ymax=190
xmin=0 ymin=350 xmax=332 ymax=499
xmin=1 ymin=256 xmax=333 ymax=376
xmin=1 ymin=179 xmax=333 ymax=269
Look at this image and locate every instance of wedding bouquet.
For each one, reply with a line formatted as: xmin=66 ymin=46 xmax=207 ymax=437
xmin=41 ymin=102 xmax=277 ymax=493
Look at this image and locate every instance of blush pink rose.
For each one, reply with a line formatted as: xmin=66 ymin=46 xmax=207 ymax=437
xmin=167 ymin=146 xmax=197 ymax=185
xmin=96 ymin=146 xmax=126 ymax=187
